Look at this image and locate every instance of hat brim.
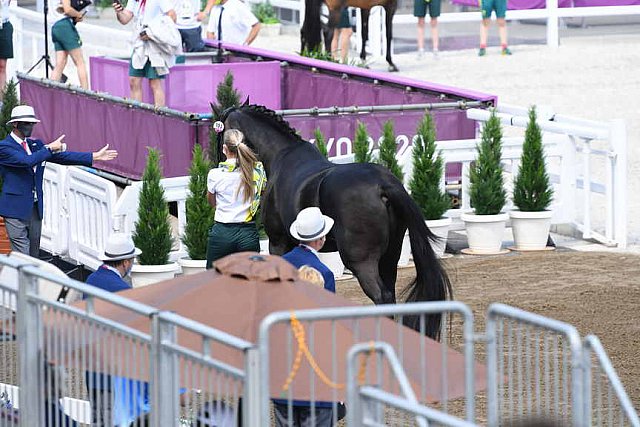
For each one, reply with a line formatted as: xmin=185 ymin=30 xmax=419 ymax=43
xmin=289 ymin=216 xmax=334 ymax=242
xmin=100 ymin=247 xmax=142 ymax=262
xmin=7 ymin=117 xmax=40 ymax=124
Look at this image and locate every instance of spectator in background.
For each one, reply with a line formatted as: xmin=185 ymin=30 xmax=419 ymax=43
xmin=330 ymin=7 xmax=353 ymax=63
xmin=205 ymin=0 xmax=261 ymax=46
xmin=206 ymin=128 xmax=267 ymax=268
xmin=175 ymin=0 xmax=206 ymax=52
xmin=50 ymin=0 xmax=89 ymax=88
xmin=478 ymin=0 xmax=511 ymax=56
xmin=0 ymin=0 xmax=16 ymax=98
xmin=0 ymin=105 xmax=118 ymax=258
xmin=414 ymin=0 xmax=440 ymax=58
xmin=113 ymin=0 xmax=179 ymax=107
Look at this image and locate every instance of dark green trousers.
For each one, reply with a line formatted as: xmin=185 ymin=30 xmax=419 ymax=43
xmin=206 ymin=222 xmax=260 ymax=269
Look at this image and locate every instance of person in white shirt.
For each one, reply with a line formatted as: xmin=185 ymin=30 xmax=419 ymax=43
xmin=205 ymin=128 xmax=267 ymax=268
xmin=175 ymin=0 xmax=205 ymax=52
xmin=112 ymin=0 xmax=177 ymax=106
xmin=50 ymin=0 xmax=89 ymax=89
xmin=0 ymin=0 xmax=16 ymax=97
xmin=204 ymin=0 xmax=260 ymax=46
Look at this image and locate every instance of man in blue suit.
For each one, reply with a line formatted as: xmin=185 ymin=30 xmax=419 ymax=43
xmin=0 ymin=105 xmax=118 ymax=257
xmin=85 ymin=233 xmax=147 ymax=426
xmin=277 ymin=207 xmax=340 ymax=426
xmin=283 ymin=206 xmax=336 ymax=293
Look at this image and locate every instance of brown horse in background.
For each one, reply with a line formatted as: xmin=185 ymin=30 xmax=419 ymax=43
xmin=301 ymin=0 xmax=399 ymax=72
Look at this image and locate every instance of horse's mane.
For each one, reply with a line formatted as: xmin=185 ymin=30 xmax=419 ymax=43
xmin=239 ymin=104 xmax=306 ymax=144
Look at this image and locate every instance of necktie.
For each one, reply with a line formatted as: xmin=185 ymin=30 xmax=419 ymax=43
xmin=217 ymin=6 xmax=224 ymax=42
xmin=21 ymin=141 xmax=29 ymax=153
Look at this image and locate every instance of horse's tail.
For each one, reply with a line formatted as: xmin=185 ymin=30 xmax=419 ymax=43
xmin=300 ymin=0 xmax=323 ymax=52
xmin=384 ymin=181 xmax=452 ymax=340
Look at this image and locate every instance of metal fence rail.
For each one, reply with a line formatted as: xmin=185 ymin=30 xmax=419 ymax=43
xmin=1 ymin=255 xmax=254 ymax=426
xmin=258 ymin=301 xmax=477 ymax=426
xmin=486 ymin=303 xmax=584 ymax=426
xmin=583 ymin=335 xmax=640 ymax=427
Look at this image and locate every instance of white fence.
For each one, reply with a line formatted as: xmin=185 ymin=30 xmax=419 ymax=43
xmin=41 ymin=166 xmax=188 ymax=270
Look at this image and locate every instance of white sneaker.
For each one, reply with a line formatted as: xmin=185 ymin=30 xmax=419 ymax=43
xmin=432 ymin=49 xmax=439 ymax=59
xmin=417 ymin=48 xmax=425 ymax=59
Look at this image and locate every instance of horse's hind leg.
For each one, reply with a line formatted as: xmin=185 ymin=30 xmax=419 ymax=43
xmin=349 ymin=260 xmax=395 ymax=305
xmin=360 ymin=9 xmax=370 ymax=62
xmin=384 ymin=3 xmax=398 ymax=71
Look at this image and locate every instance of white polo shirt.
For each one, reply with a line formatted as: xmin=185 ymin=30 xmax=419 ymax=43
xmin=206 ymin=0 xmax=258 ymax=45
xmin=126 ymin=0 xmax=174 ymax=33
xmin=174 ymin=0 xmax=200 ymax=29
xmin=207 ymin=159 xmax=253 ymax=223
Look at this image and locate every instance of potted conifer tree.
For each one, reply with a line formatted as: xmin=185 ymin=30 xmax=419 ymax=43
xmin=409 ymin=112 xmax=452 ymax=258
xmin=510 ymin=106 xmax=554 ymax=250
xmin=461 ymin=111 xmax=508 ymax=254
xmin=0 ymin=80 xmax=19 ymax=255
xmin=179 ymin=144 xmax=215 ymax=274
xmin=210 ymin=71 xmax=241 ymax=165
xmin=376 ymin=121 xmax=412 ymax=265
xmin=131 ymin=148 xmax=179 ymax=287
xmin=353 ymin=121 xmax=373 ymax=163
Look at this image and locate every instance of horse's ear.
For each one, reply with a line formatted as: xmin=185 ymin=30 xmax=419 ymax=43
xmin=210 ymin=102 xmax=222 ymax=120
xmin=242 ymin=96 xmax=250 ymax=107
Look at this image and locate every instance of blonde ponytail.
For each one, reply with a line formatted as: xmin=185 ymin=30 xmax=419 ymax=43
xmin=223 ymin=129 xmax=259 ymax=203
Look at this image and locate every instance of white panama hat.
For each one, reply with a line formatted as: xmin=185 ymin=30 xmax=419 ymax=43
xmin=100 ymin=234 xmax=142 ymax=262
xmin=7 ymin=105 xmax=41 ymax=124
xmin=289 ymin=207 xmax=334 ymax=242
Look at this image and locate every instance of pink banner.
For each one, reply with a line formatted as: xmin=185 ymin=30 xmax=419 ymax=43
xmin=451 ymin=0 xmax=639 ymax=8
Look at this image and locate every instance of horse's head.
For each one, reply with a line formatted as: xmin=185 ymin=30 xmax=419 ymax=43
xmin=212 ymin=100 xmax=307 ymax=173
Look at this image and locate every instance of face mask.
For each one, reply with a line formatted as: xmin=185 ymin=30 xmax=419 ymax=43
xmin=16 ymin=122 xmax=35 ymax=138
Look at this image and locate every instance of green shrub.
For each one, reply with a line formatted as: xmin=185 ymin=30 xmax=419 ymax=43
xmin=0 ymin=79 xmax=19 ymax=140
xmin=133 ymin=148 xmax=174 ymax=265
xmin=210 ymin=71 xmax=241 ymax=166
xmin=513 ymin=106 xmax=553 ymax=211
xmin=377 ymin=121 xmax=404 ymax=182
xmin=313 ymin=128 xmax=328 ymax=158
xmin=182 ymin=144 xmax=215 ymax=260
xmin=252 ymin=1 xmax=279 ymax=24
xmin=409 ymin=113 xmax=451 ymax=220
xmin=353 ymin=122 xmax=373 ymax=163
xmin=468 ymin=111 xmax=506 ymax=215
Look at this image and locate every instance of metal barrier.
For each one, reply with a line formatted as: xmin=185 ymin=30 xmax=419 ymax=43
xmin=583 ymin=335 xmax=640 ymax=427
xmin=257 ymin=301 xmax=477 ymax=426
xmin=3 ymin=254 xmax=639 ymax=426
xmin=347 ymin=341 xmax=462 ymax=427
xmin=1 ymin=254 xmax=254 ymax=426
xmin=485 ymin=303 xmax=584 ymax=426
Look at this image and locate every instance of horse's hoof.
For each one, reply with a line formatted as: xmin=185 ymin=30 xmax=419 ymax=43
xmin=388 ymin=65 xmax=399 ymax=72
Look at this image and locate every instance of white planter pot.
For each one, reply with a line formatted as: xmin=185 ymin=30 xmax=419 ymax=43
xmin=461 ymin=212 xmax=508 ymax=254
xmin=177 ymin=257 xmax=207 ymax=275
xmin=510 ymin=210 xmax=553 ymax=250
xmin=259 ymin=239 xmax=270 ymax=255
xmin=318 ymin=251 xmax=345 ymax=279
xmin=426 ymin=217 xmax=452 ymax=258
xmin=261 ymin=22 xmax=281 ymax=37
xmin=398 ymin=232 xmax=411 ymax=266
xmin=131 ymin=262 xmax=179 ymax=288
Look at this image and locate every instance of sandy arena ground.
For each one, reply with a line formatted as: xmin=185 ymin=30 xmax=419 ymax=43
xmin=335 ymin=250 xmax=640 ymax=410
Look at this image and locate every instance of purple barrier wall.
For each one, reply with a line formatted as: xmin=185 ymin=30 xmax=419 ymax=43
xmin=21 ymin=79 xmax=198 ymax=180
xmin=90 ymin=56 xmax=282 ymax=113
xmin=451 ymin=0 xmax=638 ymax=8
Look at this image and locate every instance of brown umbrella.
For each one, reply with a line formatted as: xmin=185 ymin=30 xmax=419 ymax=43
xmin=60 ymin=252 xmax=487 ymax=403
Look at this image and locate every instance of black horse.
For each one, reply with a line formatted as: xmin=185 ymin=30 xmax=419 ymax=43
xmin=301 ymin=0 xmax=399 ymax=72
xmin=216 ymin=104 xmax=451 ymax=339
